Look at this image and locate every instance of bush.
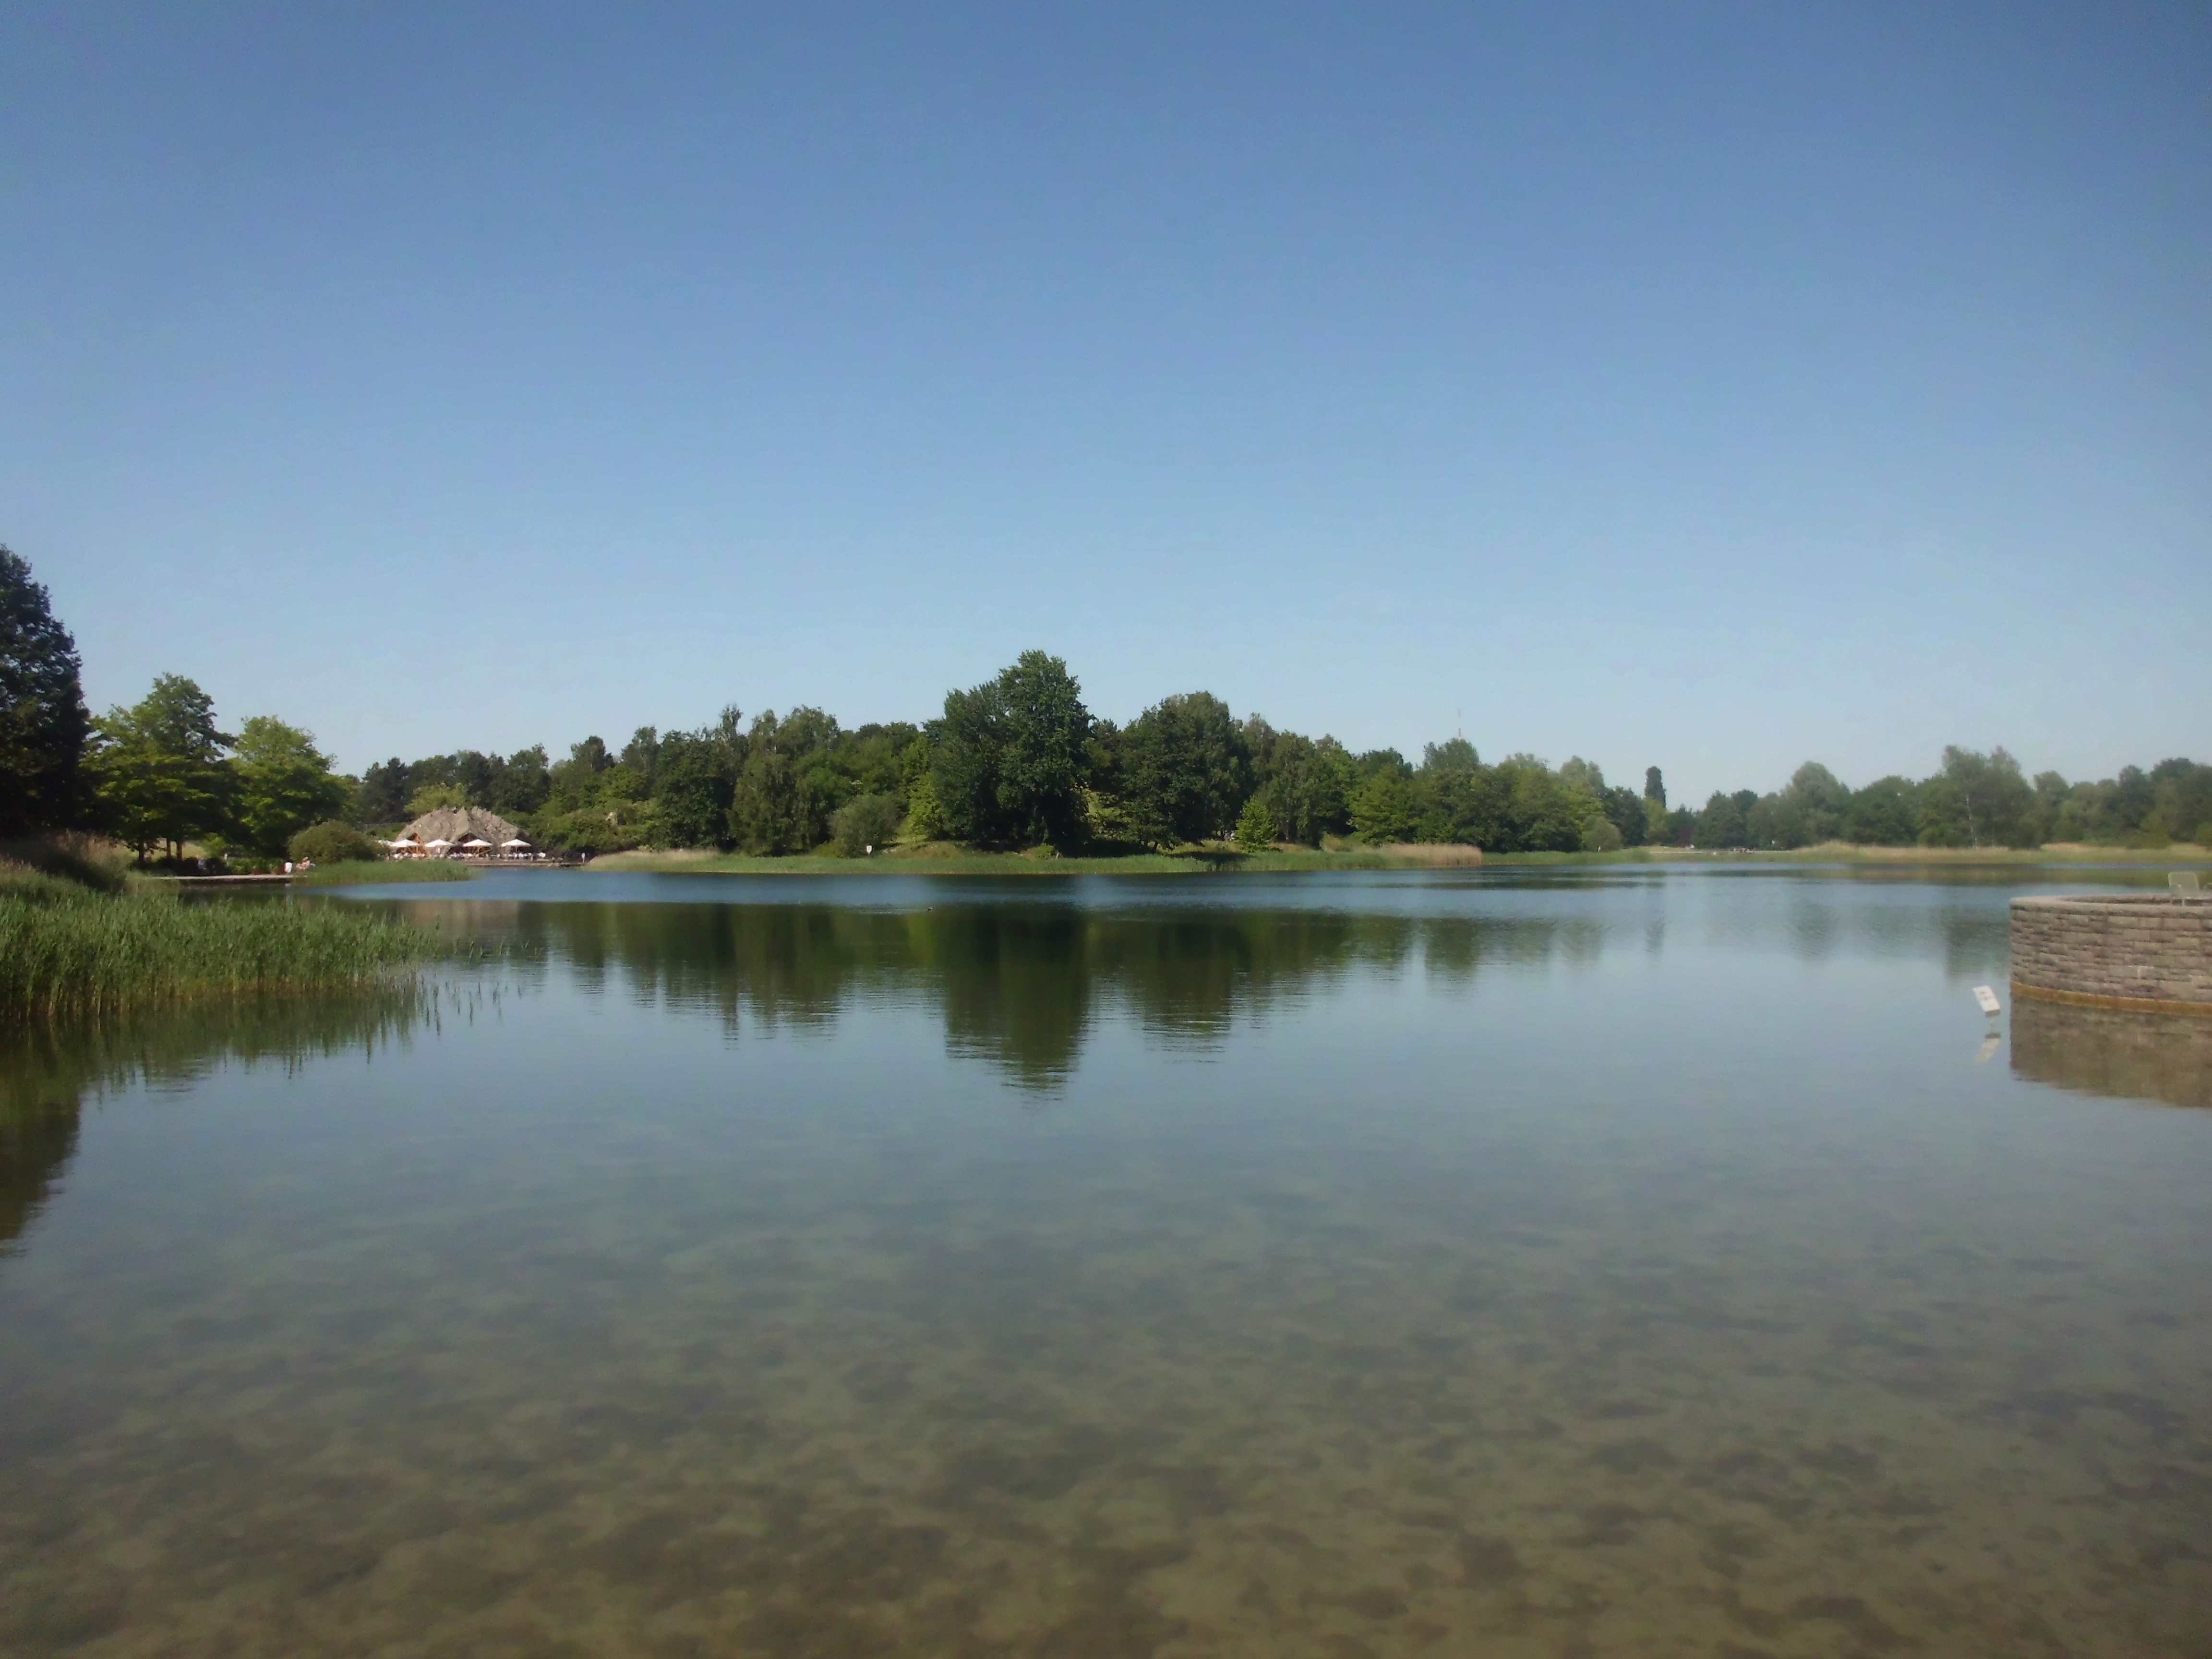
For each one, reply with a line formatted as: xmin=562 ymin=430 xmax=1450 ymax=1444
xmin=288 ymin=820 xmax=384 ymax=865
xmin=1580 ymin=818 xmax=1625 ymax=852
xmin=831 ymin=793 xmax=904 ymax=857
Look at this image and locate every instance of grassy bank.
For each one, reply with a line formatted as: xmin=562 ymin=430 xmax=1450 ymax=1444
xmin=0 ymin=864 xmax=442 ymax=1022
xmin=1767 ymin=841 xmax=2212 ymax=864
xmin=589 ymin=839 xmax=2212 ymax=875
xmin=586 ymin=842 xmax=1491 ymax=876
xmin=294 ymin=860 xmax=479 ymax=887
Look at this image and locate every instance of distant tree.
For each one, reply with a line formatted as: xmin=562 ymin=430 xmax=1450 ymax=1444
xmin=1506 ymin=757 xmax=1600 ymax=852
xmin=830 ymin=792 xmax=902 ymax=856
xmin=1422 ymin=737 xmax=1480 ymax=776
xmin=1350 ymin=766 xmax=1420 ymax=844
xmin=1694 ymin=790 xmax=1748 ymax=849
xmin=492 ymin=745 xmax=553 ymax=816
xmin=1122 ymin=691 xmax=1251 ymax=846
xmin=407 ymin=782 xmax=469 ymax=816
xmin=1557 ymin=757 xmax=1606 ymax=797
xmin=650 ymin=728 xmax=737 ymax=848
xmin=2110 ymin=765 xmax=2155 ymax=834
xmin=1235 ymin=793 xmax=1274 ymax=851
xmin=232 ymin=716 xmax=349 ymax=858
xmin=1780 ymin=762 xmax=1850 ymax=844
xmin=1581 ymin=817 xmax=1624 ymax=852
xmin=1845 ymin=776 xmax=1921 ymax=845
xmin=904 ymin=770 xmax=950 ymax=841
xmin=549 ymin=735 xmax=612 ymax=808
xmin=1414 ymin=741 xmax=1496 ymax=846
xmin=727 ymin=712 xmax=839 ymax=854
xmin=2145 ymin=759 xmax=2212 ymax=847
xmin=1600 ymin=784 xmax=1648 ymax=846
xmin=1252 ymin=735 xmax=1355 ymax=845
xmin=1644 ymin=766 xmax=1666 ymax=810
xmin=84 ymin=674 xmax=235 ymax=862
xmin=1936 ymin=745 xmax=2034 ymax=847
xmin=1745 ymin=792 xmax=1799 ymax=850
xmin=933 ymin=651 xmax=1092 ymax=848
xmin=0 ymin=546 xmax=91 ymax=835
xmin=352 ymin=758 xmax=413 ymax=826
xmin=619 ymin=727 xmax=661 ymax=797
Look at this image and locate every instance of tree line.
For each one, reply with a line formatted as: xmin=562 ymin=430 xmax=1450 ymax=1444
xmin=4 ymin=549 xmax=2208 ymax=863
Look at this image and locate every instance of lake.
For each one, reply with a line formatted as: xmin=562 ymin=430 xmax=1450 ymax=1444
xmin=4 ymin=866 xmax=2209 ymax=1656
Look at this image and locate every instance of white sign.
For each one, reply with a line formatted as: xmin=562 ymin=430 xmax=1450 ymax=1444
xmin=1973 ymin=985 xmax=2001 ymax=1015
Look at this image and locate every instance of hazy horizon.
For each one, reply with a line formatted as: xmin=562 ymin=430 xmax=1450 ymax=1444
xmin=6 ymin=3 xmax=2206 ymax=797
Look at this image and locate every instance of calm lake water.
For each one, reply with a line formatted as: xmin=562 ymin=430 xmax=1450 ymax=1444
xmin=4 ymin=866 xmax=2210 ymax=1657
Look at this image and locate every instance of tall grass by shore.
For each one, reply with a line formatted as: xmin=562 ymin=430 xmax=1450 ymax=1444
xmin=0 ymin=865 xmax=442 ymax=1023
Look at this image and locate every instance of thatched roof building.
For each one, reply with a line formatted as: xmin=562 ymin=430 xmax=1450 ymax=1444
xmin=398 ymin=805 xmax=525 ymax=849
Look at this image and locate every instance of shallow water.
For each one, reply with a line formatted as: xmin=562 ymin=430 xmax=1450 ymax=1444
xmin=4 ymin=866 xmax=2210 ymax=1656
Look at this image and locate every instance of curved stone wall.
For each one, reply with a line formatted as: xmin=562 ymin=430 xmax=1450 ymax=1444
xmin=2009 ymin=895 xmax=2212 ymax=1015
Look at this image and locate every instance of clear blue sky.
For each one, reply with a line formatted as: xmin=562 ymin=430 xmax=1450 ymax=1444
xmin=5 ymin=2 xmax=2206 ymax=800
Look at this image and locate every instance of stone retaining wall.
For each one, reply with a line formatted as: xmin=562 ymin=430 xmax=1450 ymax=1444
xmin=2009 ymin=895 xmax=2212 ymax=1014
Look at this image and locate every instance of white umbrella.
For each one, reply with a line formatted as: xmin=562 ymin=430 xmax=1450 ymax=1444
xmin=501 ymin=838 xmax=531 ymax=848
xmin=426 ymin=838 xmax=452 ymax=849
xmin=460 ymin=837 xmax=493 ymax=849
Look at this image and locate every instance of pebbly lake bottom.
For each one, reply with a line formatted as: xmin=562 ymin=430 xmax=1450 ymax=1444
xmin=2 ymin=868 xmax=2209 ymax=1656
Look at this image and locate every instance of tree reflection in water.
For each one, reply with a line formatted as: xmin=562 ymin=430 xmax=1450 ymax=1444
xmin=391 ymin=899 xmax=1610 ymax=1089
xmin=0 ymin=993 xmax=434 ymax=1250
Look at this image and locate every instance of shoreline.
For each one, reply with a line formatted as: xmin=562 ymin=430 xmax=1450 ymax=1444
xmin=579 ymin=842 xmax=2212 ymax=878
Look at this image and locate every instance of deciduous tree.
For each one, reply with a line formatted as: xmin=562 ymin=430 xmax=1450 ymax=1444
xmin=0 ymin=547 xmax=90 ymax=835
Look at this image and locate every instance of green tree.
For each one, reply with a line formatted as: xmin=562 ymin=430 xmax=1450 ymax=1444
xmin=352 ymin=759 xmax=412 ymax=826
xmin=1557 ymin=756 xmax=1606 ymax=797
xmin=407 ymin=781 xmax=469 ymax=815
xmin=1244 ymin=732 xmax=1352 ymax=845
xmin=1936 ymin=745 xmax=2034 ymax=847
xmin=1694 ymin=789 xmax=1749 ymax=849
xmin=1350 ymin=767 xmax=1420 ymax=844
xmin=1235 ymin=793 xmax=1274 ymax=851
xmin=728 ymin=713 xmax=839 ymax=855
xmin=0 ymin=547 xmax=91 ymax=835
xmin=491 ymin=745 xmax=553 ymax=817
xmin=1643 ymin=766 xmax=1666 ymax=810
xmin=1845 ymin=775 xmax=1921 ymax=845
xmin=1122 ymin=691 xmax=1251 ymax=846
xmin=904 ymin=770 xmax=950 ymax=841
xmin=651 ymin=726 xmax=739 ymax=848
xmin=933 ymin=651 xmax=1092 ymax=848
xmin=1600 ymin=785 xmax=1647 ymax=846
xmin=2145 ymin=759 xmax=2212 ymax=846
xmin=232 ymin=716 xmax=349 ymax=858
xmin=830 ymin=792 xmax=903 ymax=856
xmin=84 ymin=674 xmax=235 ymax=862
xmin=1780 ymin=762 xmax=1849 ymax=843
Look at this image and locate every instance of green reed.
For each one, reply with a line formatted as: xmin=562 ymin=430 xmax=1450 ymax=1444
xmin=0 ymin=866 xmax=442 ymax=1022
